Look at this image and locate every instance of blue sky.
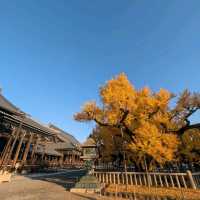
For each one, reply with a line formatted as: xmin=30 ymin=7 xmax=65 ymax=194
xmin=0 ymin=0 xmax=200 ymax=142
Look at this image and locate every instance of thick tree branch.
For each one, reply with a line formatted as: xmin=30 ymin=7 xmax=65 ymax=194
xmin=93 ymin=118 xmax=109 ymax=127
xmin=93 ymin=109 xmax=136 ymax=142
xmin=119 ymin=109 xmax=129 ymax=124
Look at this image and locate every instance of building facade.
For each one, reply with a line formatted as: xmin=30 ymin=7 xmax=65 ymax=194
xmin=0 ymin=92 xmax=82 ymax=172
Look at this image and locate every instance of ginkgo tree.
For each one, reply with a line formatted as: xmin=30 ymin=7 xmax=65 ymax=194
xmin=74 ymin=73 xmax=200 ymax=170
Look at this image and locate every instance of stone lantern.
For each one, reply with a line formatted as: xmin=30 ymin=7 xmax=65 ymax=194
xmin=81 ymin=137 xmax=98 ymax=171
xmin=70 ymin=137 xmax=102 ymax=194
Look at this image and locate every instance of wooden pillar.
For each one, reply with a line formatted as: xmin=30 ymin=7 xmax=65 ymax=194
xmin=73 ymin=154 xmax=75 ymax=165
xmin=22 ymin=133 xmax=33 ymax=163
xmin=41 ymin=144 xmax=45 ymax=161
xmin=13 ymin=132 xmax=26 ymax=167
xmin=31 ymin=136 xmax=39 ymax=163
xmin=70 ymin=154 xmax=72 ymax=164
xmin=71 ymin=154 xmax=73 ymax=165
xmin=4 ymin=126 xmax=22 ymax=167
xmin=0 ymin=129 xmax=15 ymax=166
xmin=60 ymin=156 xmax=63 ymax=166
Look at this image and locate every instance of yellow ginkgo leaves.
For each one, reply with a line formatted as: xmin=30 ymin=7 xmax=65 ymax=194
xmin=74 ymin=73 xmax=200 ymax=170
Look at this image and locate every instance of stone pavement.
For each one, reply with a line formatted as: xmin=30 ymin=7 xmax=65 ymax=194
xmin=0 ymin=169 xmax=101 ymax=200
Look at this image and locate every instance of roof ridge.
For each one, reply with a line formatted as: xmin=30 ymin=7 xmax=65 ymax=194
xmin=49 ymin=123 xmax=80 ymax=145
xmin=0 ymin=94 xmax=24 ymax=115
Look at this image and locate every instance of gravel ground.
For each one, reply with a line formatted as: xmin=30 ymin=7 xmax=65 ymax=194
xmin=0 ymin=170 xmax=100 ymax=200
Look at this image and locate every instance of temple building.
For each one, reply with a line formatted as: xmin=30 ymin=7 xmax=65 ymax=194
xmin=0 ymin=92 xmax=82 ymax=172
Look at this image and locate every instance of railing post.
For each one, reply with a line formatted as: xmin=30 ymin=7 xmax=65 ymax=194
xmin=143 ymin=174 xmax=147 ymax=186
xmin=154 ymin=174 xmax=158 ymax=187
xmin=103 ymin=173 xmax=105 ymax=183
xmin=164 ymin=175 xmax=169 ymax=187
xmin=138 ymin=174 xmax=142 ymax=185
xmin=106 ymin=173 xmax=108 ymax=183
xmin=175 ymin=175 xmax=181 ymax=188
xmin=130 ymin=174 xmax=133 ymax=185
xmin=98 ymin=173 xmax=100 ymax=182
xmin=117 ymin=173 xmax=120 ymax=184
xmin=170 ymin=175 xmax=174 ymax=187
xmin=122 ymin=173 xmax=124 ymax=184
xmin=134 ymin=174 xmax=137 ymax=186
xmin=187 ymin=170 xmax=196 ymax=190
xmin=159 ymin=175 xmax=163 ymax=187
xmin=181 ymin=175 xmax=187 ymax=188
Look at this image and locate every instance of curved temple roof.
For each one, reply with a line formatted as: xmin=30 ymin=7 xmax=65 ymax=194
xmin=49 ymin=124 xmax=80 ymax=145
xmin=0 ymin=93 xmax=80 ymax=148
xmin=82 ymin=137 xmax=96 ymax=147
xmin=0 ymin=94 xmax=23 ymax=115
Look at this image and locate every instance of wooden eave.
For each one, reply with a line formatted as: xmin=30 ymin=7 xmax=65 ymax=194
xmin=0 ymin=110 xmax=56 ymax=138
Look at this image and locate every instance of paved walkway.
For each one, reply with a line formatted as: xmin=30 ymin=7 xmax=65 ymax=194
xmin=0 ymin=169 xmax=100 ymax=200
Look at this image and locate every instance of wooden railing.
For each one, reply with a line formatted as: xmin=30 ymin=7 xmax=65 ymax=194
xmin=192 ymin=172 xmax=200 ymax=188
xmin=93 ymin=170 xmax=199 ymax=189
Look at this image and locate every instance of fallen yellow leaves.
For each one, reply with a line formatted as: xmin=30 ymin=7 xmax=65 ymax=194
xmin=106 ymin=184 xmax=200 ymax=200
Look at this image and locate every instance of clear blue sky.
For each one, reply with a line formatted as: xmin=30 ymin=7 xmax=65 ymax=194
xmin=0 ymin=0 xmax=200 ymax=142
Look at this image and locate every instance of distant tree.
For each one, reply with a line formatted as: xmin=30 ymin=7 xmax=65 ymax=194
xmin=170 ymin=89 xmax=200 ymax=134
xmin=74 ymin=73 xmax=200 ymax=170
xmin=179 ymin=129 xmax=200 ymax=164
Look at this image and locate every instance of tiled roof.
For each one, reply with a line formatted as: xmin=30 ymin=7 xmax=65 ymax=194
xmin=0 ymin=94 xmax=23 ymax=115
xmin=82 ymin=137 xmax=96 ymax=147
xmin=0 ymin=94 xmax=56 ymax=136
xmin=22 ymin=117 xmax=57 ymax=137
xmin=36 ymin=141 xmax=76 ymax=156
xmin=36 ymin=144 xmax=62 ymax=156
xmin=49 ymin=142 xmax=75 ymax=151
xmin=49 ymin=124 xmax=80 ymax=145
